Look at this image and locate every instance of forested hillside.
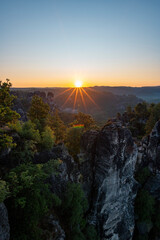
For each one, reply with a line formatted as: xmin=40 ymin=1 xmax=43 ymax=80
xmin=1 ymin=80 xmax=160 ymax=240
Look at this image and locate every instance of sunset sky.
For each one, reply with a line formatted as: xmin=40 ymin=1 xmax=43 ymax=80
xmin=1 ymin=0 xmax=160 ymax=87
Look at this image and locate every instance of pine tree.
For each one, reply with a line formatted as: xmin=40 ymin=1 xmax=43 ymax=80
xmin=49 ymin=109 xmax=65 ymax=143
xmin=28 ymin=95 xmax=50 ymax=131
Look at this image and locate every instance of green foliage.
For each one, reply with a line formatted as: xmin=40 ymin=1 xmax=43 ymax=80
xmin=0 ymin=79 xmax=20 ymax=127
xmin=19 ymin=120 xmax=41 ymax=142
xmin=9 ymin=122 xmax=55 ymax=163
xmin=84 ymin=225 xmax=99 ymax=240
xmin=9 ymin=121 xmax=41 ymax=164
xmin=28 ymin=95 xmax=50 ymax=131
xmin=74 ymin=112 xmax=96 ymax=130
xmin=126 ymin=102 xmax=160 ymax=138
xmin=145 ymin=103 xmax=160 ymax=134
xmin=135 ymin=167 xmax=151 ymax=185
xmin=0 ymin=130 xmax=16 ymax=152
xmin=65 ymin=127 xmax=83 ymax=161
xmin=145 ymin=113 xmax=156 ymax=134
xmin=6 ymin=160 xmax=60 ymax=240
xmin=60 ymin=183 xmax=88 ymax=240
xmin=134 ymin=102 xmax=149 ymax=119
xmin=49 ymin=110 xmax=66 ymax=143
xmin=0 ymin=180 xmax=10 ymax=203
xmin=58 ymin=182 xmax=99 ymax=240
xmin=135 ymin=189 xmax=155 ymax=223
xmin=40 ymin=126 xmax=55 ymax=150
xmin=0 ymin=79 xmax=20 ymax=152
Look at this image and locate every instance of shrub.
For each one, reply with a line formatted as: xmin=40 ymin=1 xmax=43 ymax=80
xmin=28 ymin=95 xmax=50 ymax=131
xmin=6 ymin=160 xmax=60 ymax=240
xmin=65 ymin=127 xmax=83 ymax=161
xmin=60 ymin=183 xmax=88 ymax=240
xmin=0 ymin=180 xmax=9 ymax=203
xmin=135 ymin=167 xmax=151 ymax=185
xmin=40 ymin=127 xmax=55 ymax=150
xmin=135 ymin=189 xmax=155 ymax=223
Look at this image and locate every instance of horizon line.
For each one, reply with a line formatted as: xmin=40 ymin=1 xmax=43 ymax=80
xmin=11 ymin=85 xmax=160 ymax=89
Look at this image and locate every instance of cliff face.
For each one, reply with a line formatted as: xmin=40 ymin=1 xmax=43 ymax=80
xmin=80 ymin=120 xmax=138 ymax=240
xmin=0 ymin=203 xmax=10 ymax=240
xmin=137 ymin=120 xmax=160 ymax=171
xmin=146 ymin=120 xmax=160 ymax=171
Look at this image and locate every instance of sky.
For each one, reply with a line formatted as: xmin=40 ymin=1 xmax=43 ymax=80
xmin=0 ymin=0 xmax=160 ymax=87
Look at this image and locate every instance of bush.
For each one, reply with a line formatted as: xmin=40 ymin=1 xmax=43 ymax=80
xmin=135 ymin=167 xmax=151 ymax=185
xmin=28 ymin=95 xmax=50 ymax=131
xmin=65 ymin=127 xmax=83 ymax=161
xmin=49 ymin=110 xmax=66 ymax=143
xmin=84 ymin=225 xmax=99 ymax=240
xmin=0 ymin=79 xmax=20 ymax=127
xmin=0 ymin=130 xmax=16 ymax=152
xmin=40 ymin=127 xmax=55 ymax=150
xmin=19 ymin=121 xmax=40 ymax=142
xmin=6 ymin=160 xmax=60 ymax=240
xmin=135 ymin=189 xmax=155 ymax=223
xmin=0 ymin=180 xmax=9 ymax=203
xmin=60 ymin=183 xmax=88 ymax=240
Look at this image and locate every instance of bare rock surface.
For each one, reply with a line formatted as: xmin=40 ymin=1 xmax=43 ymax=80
xmin=0 ymin=203 xmax=10 ymax=240
xmin=80 ymin=120 xmax=138 ymax=240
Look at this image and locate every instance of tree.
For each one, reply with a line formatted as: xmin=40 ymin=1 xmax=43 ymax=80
xmin=28 ymin=95 xmax=50 ymax=131
xmin=0 ymin=180 xmax=9 ymax=203
xmin=73 ymin=112 xmax=96 ymax=130
xmin=49 ymin=110 xmax=66 ymax=143
xmin=60 ymin=183 xmax=88 ymax=240
xmin=9 ymin=121 xmax=41 ymax=164
xmin=65 ymin=127 xmax=83 ymax=161
xmin=134 ymin=102 xmax=149 ymax=119
xmin=40 ymin=126 xmax=55 ymax=150
xmin=135 ymin=189 xmax=155 ymax=224
xmin=0 ymin=79 xmax=20 ymax=127
xmin=145 ymin=113 xmax=156 ymax=135
xmin=135 ymin=167 xmax=151 ymax=185
xmin=0 ymin=79 xmax=20 ymax=152
xmin=145 ymin=103 xmax=160 ymax=135
xmin=6 ymin=160 xmax=60 ymax=240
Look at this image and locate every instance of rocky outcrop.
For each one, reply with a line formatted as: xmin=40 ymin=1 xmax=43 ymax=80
xmin=146 ymin=120 xmax=160 ymax=171
xmin=80 ymin=120 xmax=138 ymax=240
xmin=0 ymin=203 xmax=10 ymax=240
xmin=137 ymin=120 xmax=160 ymax=171
xmin=34 ymin=143 xmax=79 ymax=196
xmin=42 ymin=215 xmax=65 ymax=240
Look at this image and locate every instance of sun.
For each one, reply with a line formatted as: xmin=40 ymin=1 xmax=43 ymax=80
xmin=75 ymin=80 xmax=83 ymax=88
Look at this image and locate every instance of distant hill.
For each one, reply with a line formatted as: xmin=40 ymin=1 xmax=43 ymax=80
xmin=11 ymin=87 xmax=142 ymax=123
xmin=92 ymin=86 xmax=160 ymax=103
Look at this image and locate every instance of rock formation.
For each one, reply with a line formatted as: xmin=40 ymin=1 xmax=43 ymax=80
xmin=0 ymin=203 xmax=10 ymax=240
xmin=80 ymin=120 xmax=138 ymax=240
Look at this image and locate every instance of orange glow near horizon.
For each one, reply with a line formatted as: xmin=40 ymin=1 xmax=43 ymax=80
xmin=74 ymin=80 xmax=83 ymax=88
xmin=55 ymin=83 xmax=100 ymax=113
xmin=1 ymin=70 xmax=160 ymax=88
xmin=79 ymin=88 xmax=87 ymax=112
xmin=7 ymin=76 xmax=160 ymax=88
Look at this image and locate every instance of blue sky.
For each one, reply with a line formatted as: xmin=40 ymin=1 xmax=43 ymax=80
xmin=0 ymin=0 xmax=160 ymax=87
